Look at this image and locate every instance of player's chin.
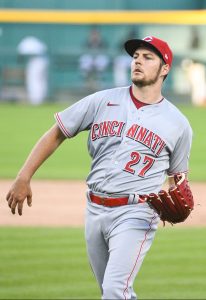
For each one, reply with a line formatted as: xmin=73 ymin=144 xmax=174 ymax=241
xmin=131 ymin=77 xmax=146 ymax=87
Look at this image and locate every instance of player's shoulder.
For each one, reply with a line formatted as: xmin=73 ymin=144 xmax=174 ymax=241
xmin=84 ymin=86 xmax=130 ymax=109
xmin=163 ymin=99 xmax=191 ymax=128
xmin=93 ymin=86 xmax=129 ymax=99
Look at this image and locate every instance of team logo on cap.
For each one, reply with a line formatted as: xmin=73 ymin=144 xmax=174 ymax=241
xmin=143 ymin=36 xmax=153 ymax=42
xmin=164 ymin=54 xmax=168 ymax=60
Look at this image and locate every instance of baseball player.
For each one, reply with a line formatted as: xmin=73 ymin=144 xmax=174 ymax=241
xmin=6 ymin=36 xmax=194 ymax=300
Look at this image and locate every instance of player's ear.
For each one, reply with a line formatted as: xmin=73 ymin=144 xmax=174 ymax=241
xmin=161 ymin=64 xmax=170 ymax=77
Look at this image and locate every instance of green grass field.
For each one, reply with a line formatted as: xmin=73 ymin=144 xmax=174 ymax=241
xmin=0 ymin=227 xmax=205 ymax=299
xmin=0 ymin=102 xmax=206 ymax=181
xmin=0 ymin=103 xmax=91 ymax=179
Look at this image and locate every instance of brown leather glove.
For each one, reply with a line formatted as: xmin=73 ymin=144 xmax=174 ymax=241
xmin=146 ymin=173 xmax=194 ymax=224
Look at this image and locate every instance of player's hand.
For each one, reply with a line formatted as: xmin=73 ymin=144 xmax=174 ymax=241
xmin=6 ymin=177 xmax=32 ymax=216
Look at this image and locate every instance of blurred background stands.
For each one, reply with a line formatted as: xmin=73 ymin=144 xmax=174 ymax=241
xmin=0 ymin=0 xmax=206 ymax=105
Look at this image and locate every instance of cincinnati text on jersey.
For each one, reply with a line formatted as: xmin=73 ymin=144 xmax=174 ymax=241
xmin=91 ymin=121 xmax=166 ymax=157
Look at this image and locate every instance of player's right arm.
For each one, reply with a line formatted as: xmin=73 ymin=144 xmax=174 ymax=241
xmin=6 ymin=124 xmax=66 ymax=216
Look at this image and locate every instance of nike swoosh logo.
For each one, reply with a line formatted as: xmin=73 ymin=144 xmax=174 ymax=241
xmin=107 ymin=102 xmax=120 ymax=106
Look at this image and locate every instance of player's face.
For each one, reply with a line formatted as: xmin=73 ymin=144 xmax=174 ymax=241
xmin=131 ymin=47 xmax=166 ymax=87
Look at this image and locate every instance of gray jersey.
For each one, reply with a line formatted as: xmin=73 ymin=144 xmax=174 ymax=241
xmin=55 ymin=86 xmax=192 ymax=195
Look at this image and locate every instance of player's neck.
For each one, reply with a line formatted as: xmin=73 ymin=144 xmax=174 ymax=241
xmin=131 ymin=84 xmax=163 ymax=104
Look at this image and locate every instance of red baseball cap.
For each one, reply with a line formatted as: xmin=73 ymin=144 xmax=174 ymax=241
xmin=124 ymin=36 xmax=173 ymax=67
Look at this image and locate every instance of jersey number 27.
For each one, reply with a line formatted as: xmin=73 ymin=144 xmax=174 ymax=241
xmin=124 ymin=151 xmax=155 ymax=177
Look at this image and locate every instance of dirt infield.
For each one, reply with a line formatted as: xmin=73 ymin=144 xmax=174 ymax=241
xmin=0 ymin=180 xmax=205 ymax=227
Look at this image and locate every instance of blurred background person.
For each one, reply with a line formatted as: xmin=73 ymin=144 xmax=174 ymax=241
xmin=183 ymin=58 xmax=206 ymax=106
xmin=17 ymin=36 xmax=49 ymax=105
xmin=113 ymin=28 xmax=138 ymax=87
xmin=180 ymin=26 xmax=206 ymax=106
xmin=79 ymin=26 xmax=109 ymax=90
xmin=190 ymin=26 xmax=200 ymax=49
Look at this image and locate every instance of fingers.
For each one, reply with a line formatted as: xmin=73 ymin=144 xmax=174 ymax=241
xmin=6 ymin=191 xmax=11 ymax=201
xmin=6 ymin=193 xmax=25 ymax=216
xmin=27 ymin=195 xmax=32 ymax=207
xmin=6 ymin=179 xmax=33 ymax=216
xmin=10 ymin=197 xmax=18 ymax=215
xmin=18 ymin=201 xmax=23 ymax=216
xmin=7 ymin=194 xmax=13 ymax=208
xmin=6 ymin=191 xmax=17 ymax=214
xmin=7 ymin=197 xmax=23 ymax=216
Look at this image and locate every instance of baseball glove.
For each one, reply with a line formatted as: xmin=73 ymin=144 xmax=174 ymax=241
xmin=145 ymin=173 xmax=194 ymax=224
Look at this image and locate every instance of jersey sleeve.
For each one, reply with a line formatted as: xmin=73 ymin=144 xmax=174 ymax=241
xmin=167 ymin=123 xmax=193 ymax=175
xmin=54 ymin=93 xmax=97 ymax=138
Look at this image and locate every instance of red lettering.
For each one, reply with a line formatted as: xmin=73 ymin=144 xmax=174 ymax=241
xmin=143 ymin=132 xmax=154 ymax=148
xmin=109 ymin=121 xmax=119 ymax=136
xmin=91 ymin=123 xmax=99 ymax=141
xmin=135 ymin=126 xmax=148 ymax=142
xmin=151 ymin=134 xmax=162 ymax=153
xmin=116 ymin=122 xmax=125 ymax=137
xmin=155 ymin=141 xmax=166 ymax=156
xmin=91 ymin=120 xmax=125 ymax=140
xmin=99 ymin=121 xmax=110 ymax=137
xmin=126 ymin=124 xmax=139 ymax=139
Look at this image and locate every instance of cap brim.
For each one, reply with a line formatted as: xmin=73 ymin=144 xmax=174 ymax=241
xmin=124 ymin=39 xmax=163 ymax=60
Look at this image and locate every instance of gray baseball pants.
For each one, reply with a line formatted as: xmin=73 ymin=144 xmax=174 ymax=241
xmin=85 ymin=195 xmax=159 ymax=300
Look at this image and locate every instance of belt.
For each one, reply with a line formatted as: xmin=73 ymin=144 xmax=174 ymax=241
xmin=89 ymin=192 xmax=146 ymax=207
